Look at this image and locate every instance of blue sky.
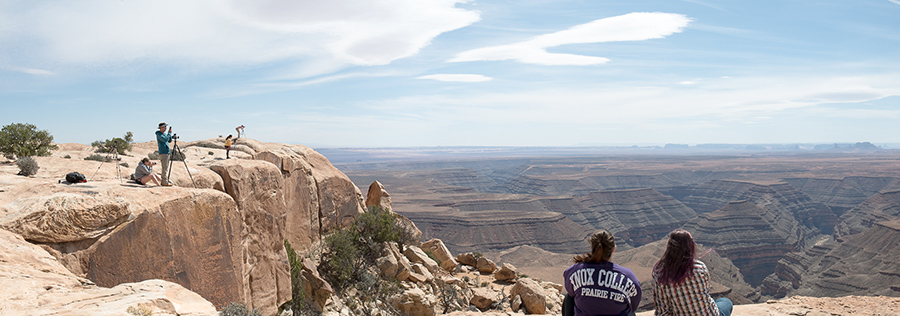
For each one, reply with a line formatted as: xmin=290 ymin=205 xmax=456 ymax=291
xmin=2 ymin=0 xmax=899 ymax=147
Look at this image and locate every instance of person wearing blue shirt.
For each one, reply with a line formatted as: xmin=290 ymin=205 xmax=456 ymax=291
xmin=563 ymin=229 xmax=642 ymax=316
xmin=156 ymin=122 xmax=174 ymax=186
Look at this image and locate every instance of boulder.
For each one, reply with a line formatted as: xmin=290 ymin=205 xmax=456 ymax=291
xmin=422 ymin=239 xmax=458 ymax=271
xmin=457 ymin=252 xmax=477 ymax=267
xmin=366 ymin=180 xmax=392 ymax=210
xmin=0 ymin=193 xmax=129 ymax=243
xmin=510 ymin=278 xmax=548 ymax=314
xmin=493 ymin=263 xmax=518 ymax=282
xmin=377 ymin=242 xmax=412 ymax=281
xmin=470 ymin=287 xmax=500 ymax=311
xmin=404 ymin=245 xmax=441 ymax=274
xmin=476 ymin=257 xmax=497 ymax=274
xmin=301 ymin=258 xmax=333 ymax=310
xmin=410 ymin=263 xmax=434 ymax=283
xmin=390 ymin=287 xmax=437 ymax=316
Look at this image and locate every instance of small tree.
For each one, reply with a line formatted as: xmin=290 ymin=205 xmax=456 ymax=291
xmin=0 ymin=123 xmax=58 ymax=159
xmin=91 ymin=131 xmax=133 ymax=155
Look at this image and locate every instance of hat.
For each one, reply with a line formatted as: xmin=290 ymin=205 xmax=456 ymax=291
xmin=158 ymin=122 xmax=167 ymax=127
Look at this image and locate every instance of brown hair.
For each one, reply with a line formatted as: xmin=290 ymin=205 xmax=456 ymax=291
xmin=653 ymin=229 xmax=697 ymax=285
xmin=573 ymin=229 xmax=616 ymax=263
xmin=141 ymin=157 xmax=151 ymax=164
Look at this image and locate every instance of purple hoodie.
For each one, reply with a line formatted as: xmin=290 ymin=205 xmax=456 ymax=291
xmin=564 ymin=261 xmax=642 ymax=316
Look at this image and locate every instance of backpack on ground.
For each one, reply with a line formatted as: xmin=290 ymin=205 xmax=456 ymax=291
xmin=65 ymin=172 xmax=87 ymax=183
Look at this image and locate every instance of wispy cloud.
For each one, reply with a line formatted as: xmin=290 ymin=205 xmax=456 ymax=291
xmin=0 ymin=0 xmax=480 ymax=77
xmin=449 ymin=12 xmax=692 ymax=66
xmin=417 ymin=74 xmax=493 ymax=82
xmin=890 ymin=0 xmax=900 ymax=5
xmin=9 ymin=67 xmax=54 ymax=75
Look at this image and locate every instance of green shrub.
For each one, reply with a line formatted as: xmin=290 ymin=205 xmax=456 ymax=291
xmin=0 ymin=123 xmax=58 ymax=159
xmin=148 ymin=151 xmax=159 ymax=160
xmin=63 ymin=154 xmax=71 ymax=159
xmin=91 ymin=131 xmax=133 ymax=155
xmin=84 ymin=154 xmax=111 ymax=162
xmin=219 ymin=302 xmax=261 ymax=316
xmin=319 ymin=229 xmax=361 ymax=291
xmin=16 ymin=157 xmax=39 ymax=176
xmin=282 ymin=240 xmax=306 ymax=314
xmin=119 ymin=162 xmax=129 ymax=168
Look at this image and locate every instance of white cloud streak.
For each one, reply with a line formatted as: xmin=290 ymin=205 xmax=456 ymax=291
xmin=890 ymin=0 xmax=900 ymax=5
xmin=449 ymin=12 xmax=692 ymax=65
xmin=0 ymin=0 xmax=480 ymax=77
xmin=417 ymin=74 xmax=493 ymax=82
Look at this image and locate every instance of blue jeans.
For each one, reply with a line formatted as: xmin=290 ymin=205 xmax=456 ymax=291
xmin=715 ymin=297 xmax=733 ymax=316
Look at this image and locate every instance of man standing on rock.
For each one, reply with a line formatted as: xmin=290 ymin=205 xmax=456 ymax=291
xmin=156 ymin=122 xmax=174 ymax=186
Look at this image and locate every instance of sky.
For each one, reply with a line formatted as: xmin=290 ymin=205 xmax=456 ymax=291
xmin=2 ymin=0 xmax=900 ymax=147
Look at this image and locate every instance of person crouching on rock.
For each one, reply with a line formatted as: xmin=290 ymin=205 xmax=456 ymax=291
xmin=134 ymin=157 xmax=162 ymax=186
xmin=652 ymin=229 xmax=733 ymax=316
xmin=563 ymin=229 xmax=642 ymax=316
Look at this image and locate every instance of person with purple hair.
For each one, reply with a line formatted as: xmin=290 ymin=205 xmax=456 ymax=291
xmin=652 ymin=229 xmax=733 ymax=316
xmin=563 ymin=229 xmax=642 ymax=316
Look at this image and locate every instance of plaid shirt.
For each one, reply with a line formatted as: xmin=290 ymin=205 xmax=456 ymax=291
xmin=652 ymin=260 xmax=721 ymax=316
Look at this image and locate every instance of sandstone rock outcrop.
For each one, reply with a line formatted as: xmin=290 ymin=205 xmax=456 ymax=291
xmin=0 ymin=139 xmax=368 ymax=315
xmin=0 ymin=228 xmax=217 ymax=316
xmin=0 ymin=193 xmax=129 ymax=243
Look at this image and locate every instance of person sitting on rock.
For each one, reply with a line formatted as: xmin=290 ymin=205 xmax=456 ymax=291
xmin=652 ymin=229 xmax=733 ymax=316
xmin=134 ymin=157 xmax=162 ymax=186
xmin=563 ymin=229 xmax=642 ymax=316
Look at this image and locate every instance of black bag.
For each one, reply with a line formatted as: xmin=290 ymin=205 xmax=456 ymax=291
xmin=65 ymin=172 xmax=87 ymax=183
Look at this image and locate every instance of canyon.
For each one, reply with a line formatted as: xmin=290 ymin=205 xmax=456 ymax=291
xmin=2 ymin=143 xmax=900 ymax=315
xmin=339 ymin=150 xmax=900 ymax=304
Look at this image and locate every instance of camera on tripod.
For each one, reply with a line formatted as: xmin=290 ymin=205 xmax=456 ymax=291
xmin=172 ymin=133 xmax=180 ymax=140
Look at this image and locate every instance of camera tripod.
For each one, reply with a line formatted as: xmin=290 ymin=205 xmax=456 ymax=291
xmin=166 ymin=134 xmax=196 ymax=188
xmin=89 ymin=144 xmax=123 ymax=182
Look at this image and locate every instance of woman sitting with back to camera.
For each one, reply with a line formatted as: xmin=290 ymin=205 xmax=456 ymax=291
xmin=563 ymin=229 xmax=642 ymax=316
xmin=652 ymin=229 xmax=733 ymax=316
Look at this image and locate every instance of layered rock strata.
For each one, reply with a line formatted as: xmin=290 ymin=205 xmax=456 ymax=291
xmin=405 ymin=209 xmax=591 ymax=254
xmin=834 ymin=189 xmax=900 ymax=238
xmin=763 ymin=219 xmax=900 ymax=298
xmin=564 ymin=188 xmax=697 ymax=247
xmin=673 ymin=180 xmax=835 ymax=234
xmin=783 ymin=176 xmax=900 ymax=215
xmin=683 ymin=200 xmax=806 ymax=286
